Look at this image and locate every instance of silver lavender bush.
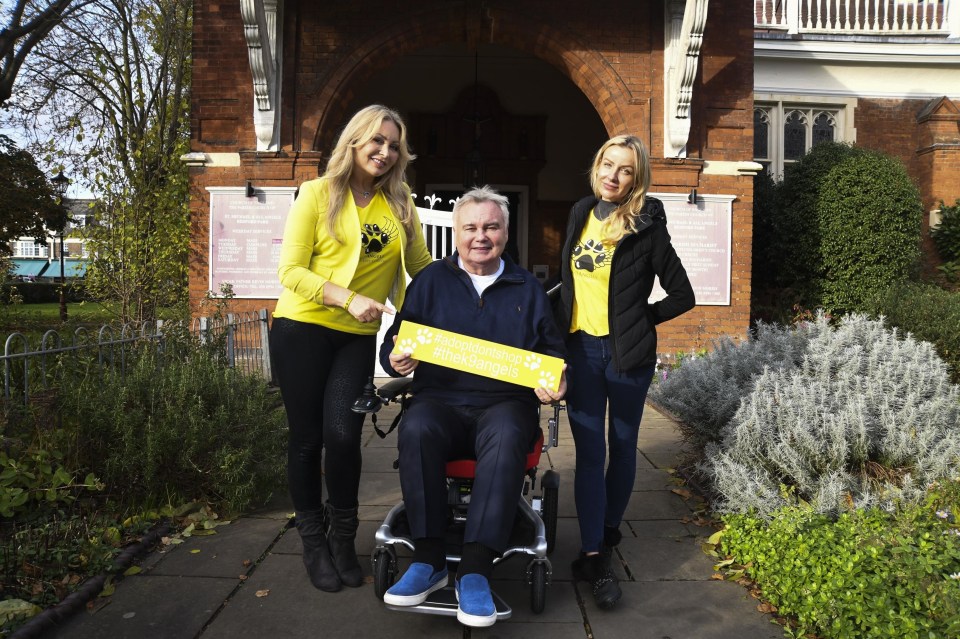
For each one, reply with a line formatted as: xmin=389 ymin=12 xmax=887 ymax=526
xmin=650 ymin=313 xmax=960 ymax=517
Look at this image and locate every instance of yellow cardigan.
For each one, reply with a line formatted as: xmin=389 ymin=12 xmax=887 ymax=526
xmin=273 ymin=178 xmax=433 ymax=324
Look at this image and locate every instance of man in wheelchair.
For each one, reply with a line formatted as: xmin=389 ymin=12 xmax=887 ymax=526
xmin=378 ymin=186 xmax=567 ymax=627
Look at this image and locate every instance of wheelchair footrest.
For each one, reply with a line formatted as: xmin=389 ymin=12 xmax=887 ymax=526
xmin=384 ymin=585 xmax=513 ymax=620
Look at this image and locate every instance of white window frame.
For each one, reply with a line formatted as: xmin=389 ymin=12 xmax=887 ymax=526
xmin=754 ymin=94 xmax=857 ymax=180
xmin=14 ymin=240 xmax=48 ymax=258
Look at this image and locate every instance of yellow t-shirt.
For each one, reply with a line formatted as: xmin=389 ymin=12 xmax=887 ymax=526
xmin=570 ymin=210 xmax=614 ymax=336
xmin=322 ymin=196 xmax=402 ymax=334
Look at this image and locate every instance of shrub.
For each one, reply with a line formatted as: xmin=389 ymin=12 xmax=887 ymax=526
xmin=59 ymin=346 xmax=286 ymax=515
xmin=764 ymin=142 xmax=923 ymax=316
xmin=776 ymin=142 xmax=860 ymax=308
xmin=869 ymin=281 xmax=960 ymax=383
xmin=718 ymin=489 xmax=960 ymax=639
xmin=649 ymin=321 xmax=811 ymax=457
xmin=818 ymin=151 xmax=922 ymax=313
xmin=652 ymin=313 xmax=960 ymax=516
xmin=704 ymin=315 xmax=960 ymax=517
xmin=931 ymin=199 xmax=960 ymax=285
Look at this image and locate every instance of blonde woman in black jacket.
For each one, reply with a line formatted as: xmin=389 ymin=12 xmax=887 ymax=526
xmin=556 ymin=135 xmax=695 ymax=609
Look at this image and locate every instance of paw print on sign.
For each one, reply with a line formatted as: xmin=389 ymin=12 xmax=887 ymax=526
xmin=398 ymin=338 xmax=418 ymax=355
xmin=415 ymin=328 xmax=434 ymax=344
xmin=538 ymin=372 xmax=557 ymax=390
xmin=524 ymin=354 xmax=542 ymax=371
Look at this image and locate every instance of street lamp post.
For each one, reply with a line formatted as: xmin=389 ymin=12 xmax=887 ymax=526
xmin=51 ymin=171 xmax=70 ymax=323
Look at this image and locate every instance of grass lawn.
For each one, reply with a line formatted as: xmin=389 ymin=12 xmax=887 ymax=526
xmin=0 ymin=301 xmax=183 ymax=334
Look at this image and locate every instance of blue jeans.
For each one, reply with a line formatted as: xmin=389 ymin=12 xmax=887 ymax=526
xmin=566 ymin=331 xmax=655 ymax=553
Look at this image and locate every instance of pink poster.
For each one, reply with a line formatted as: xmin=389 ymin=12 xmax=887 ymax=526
xmin=650 ymin=194 xmax=733 ymax=306
xmin=208 ymin=187 xmax=296 ymax=298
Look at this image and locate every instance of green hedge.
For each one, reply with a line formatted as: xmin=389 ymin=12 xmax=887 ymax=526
xmin=869 ymin=281 xmax=960 ymax=383
xmin=818 ymin=151 xmax=922 ymax=312
xmin=755 ymin=142 xmax=923 ymax=317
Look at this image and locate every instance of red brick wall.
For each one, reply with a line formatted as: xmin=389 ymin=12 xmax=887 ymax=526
xmin=190 ymin=1 xmax=756 ymax=355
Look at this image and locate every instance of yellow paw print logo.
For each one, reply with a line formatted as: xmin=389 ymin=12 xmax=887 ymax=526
xmin=538 ymin=372 xmax=557 ymax=389
xmin=398 ymin=338 xmax=418 ymax=355
xmin=524 ymin=354 xmax=542 ymax=371
xmin=416 ymin=328 xmax=434 ymax=344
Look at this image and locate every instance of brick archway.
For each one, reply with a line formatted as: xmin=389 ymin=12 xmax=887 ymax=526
xmin=299 ymin=7 xmax=632 ymax=152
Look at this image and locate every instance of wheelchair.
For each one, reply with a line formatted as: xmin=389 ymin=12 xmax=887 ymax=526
xmin=352 ymin=376 xmax=562 ymax=620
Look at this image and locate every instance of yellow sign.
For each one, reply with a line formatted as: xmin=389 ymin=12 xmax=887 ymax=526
xmin=393 ymin=321 xmax=564 ymax=392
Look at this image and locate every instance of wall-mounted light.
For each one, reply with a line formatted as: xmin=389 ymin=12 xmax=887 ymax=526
xmin=687 ymin=188 xmax=697 ymax=204
xmin=245 ymin=181 xmax=256 ymax=198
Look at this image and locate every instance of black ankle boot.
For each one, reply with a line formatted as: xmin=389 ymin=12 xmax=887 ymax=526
xmin=603 ymin=525 xmax=623 ymax=548
xmin=601 ymin=525 xmax=623 ymax=561
xmin=296 ymin=510 xmax=341 ymax=592
xmin=571 ymin=553 xmax=621 ymax=610
xmin=326 ymin=503 xmax=364 ymax=588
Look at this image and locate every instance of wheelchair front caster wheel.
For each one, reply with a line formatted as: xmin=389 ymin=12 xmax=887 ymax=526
xmin=529 ymin=561 xmax=548 ymax=613
xmin=373 ymin=550 xmax=396 ymax=600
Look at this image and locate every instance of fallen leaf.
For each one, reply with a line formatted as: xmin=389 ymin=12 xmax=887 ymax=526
xmin=190 ymin=549 xmax=201 ymax=554
xmin=242 ymin=559 xmax=252 ymax=567
xmin=124 ymin=566 xmax=142 ymax=576
xmin=710 ymin=573 xmax=725 ymax=580
xmin=671 ymin=488 xmax=693 ymax=500
xmin=757 ymin=602 xmax=778 ymax=614
xmin=238 ymin=575 xmax=248 ymax=581
xmin=255 ymin=589 xmax=270 ymax=598
xmin=0 ymin=599 xmax=42 ymax=623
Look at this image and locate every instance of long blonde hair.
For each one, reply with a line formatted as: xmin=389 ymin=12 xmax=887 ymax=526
xmin=589 ymin=135 xmax=652 ymax=244
xmin=323 ymin=105 xmax=417 ymax=242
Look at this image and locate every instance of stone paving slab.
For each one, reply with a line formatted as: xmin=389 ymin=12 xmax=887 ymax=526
xmin=145 ymin=517 xmax=287 ymax=579
xmin=615 ymin=535 xmax=718 ymax=582
xmin=582 ymin=580 xmax=785 ymax=639
xmin=199 ymin=553 xmax=463 ymax=639
xmin=46 ymin=575 xmax=237 ymax=639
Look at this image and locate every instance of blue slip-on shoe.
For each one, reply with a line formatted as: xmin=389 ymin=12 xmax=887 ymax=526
xmin=383 ymin=562 xmax=448 ymax=606
xmin=455 ymin=574 xmax=497 ymax=627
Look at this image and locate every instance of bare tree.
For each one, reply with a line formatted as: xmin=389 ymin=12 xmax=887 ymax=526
xmin=5 ymin=0 xmax=192 ymax=322
xmin=0 ymin=0 xmax=90 ymax=107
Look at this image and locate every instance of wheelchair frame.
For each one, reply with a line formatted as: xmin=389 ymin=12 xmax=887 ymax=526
xmin=353 ymin=377 xmax=562 ymax=618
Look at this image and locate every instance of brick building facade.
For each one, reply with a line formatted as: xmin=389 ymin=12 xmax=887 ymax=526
xmin=188 ymin=1 xmax=757 ymax=355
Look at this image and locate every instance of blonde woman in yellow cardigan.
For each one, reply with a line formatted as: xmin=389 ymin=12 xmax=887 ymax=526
xmin=271 ymin=105 xmax=432 ymax=593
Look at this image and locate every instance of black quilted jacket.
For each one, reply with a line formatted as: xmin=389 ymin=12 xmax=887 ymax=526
xmin=556 ymin=195 xmax=695 ymax=372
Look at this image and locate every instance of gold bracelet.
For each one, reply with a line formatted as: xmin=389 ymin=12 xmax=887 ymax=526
xmin=343 ymin=290 xmax=357 ymax=311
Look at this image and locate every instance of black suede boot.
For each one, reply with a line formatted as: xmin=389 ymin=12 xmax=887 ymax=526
xmin=571 ymin=552 xmax=621 ymax=610
xmin=326 ymin=503 xmax=364 ymax=588
xmin=601 ymin=525 xmax=623 ymax=561
xmin=296 ymin=510 xmax=341 ymax=592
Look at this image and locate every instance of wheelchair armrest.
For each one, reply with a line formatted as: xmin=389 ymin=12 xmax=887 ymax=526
xmin=351 ymin=376 xmax=415 ymax=414
xmin=376 ymin=377 xmax=414 ymax=402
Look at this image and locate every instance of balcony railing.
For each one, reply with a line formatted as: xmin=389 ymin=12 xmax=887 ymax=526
xmin=755 ymin=0 xmax=959 ymax=35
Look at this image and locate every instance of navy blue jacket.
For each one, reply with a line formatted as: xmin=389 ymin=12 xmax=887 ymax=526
xmin=380 ymin=253 xmax=567 ymax=407
xmin=557 ymin=196 xmax=695 ymax=372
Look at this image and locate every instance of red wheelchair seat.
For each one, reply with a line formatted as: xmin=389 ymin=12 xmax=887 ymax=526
xmin=445 ymin=430 xmax=545 ymax=479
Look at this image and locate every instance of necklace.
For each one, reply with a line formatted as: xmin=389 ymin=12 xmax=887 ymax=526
xmin=351 ymin=185 xmax=372 ymax=199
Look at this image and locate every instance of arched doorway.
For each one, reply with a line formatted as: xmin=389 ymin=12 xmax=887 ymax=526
xmin=346 ymin=43 xmax=607 ymax=275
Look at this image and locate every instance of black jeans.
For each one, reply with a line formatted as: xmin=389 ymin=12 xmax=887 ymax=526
xmin=270 ymin=317 xmax=374 ymax=511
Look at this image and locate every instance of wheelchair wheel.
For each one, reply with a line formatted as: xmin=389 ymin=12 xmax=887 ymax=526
xmin=529 ymin=561 xmax=548 ymax=614
xmin=373 ymin=549 xmax=396 ymax=600
xmin=541 ymin=470 xmax=559 ymax=555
